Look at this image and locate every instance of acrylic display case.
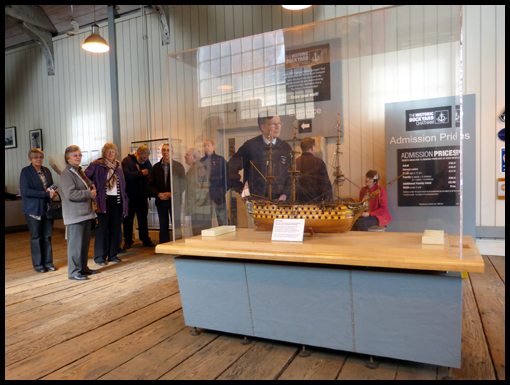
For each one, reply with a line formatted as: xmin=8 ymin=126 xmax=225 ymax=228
xmin=164 ymin=5 xmax=469 ymax=249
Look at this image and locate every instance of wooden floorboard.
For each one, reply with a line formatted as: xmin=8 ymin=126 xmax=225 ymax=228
xmin=4 ymin=230 xmax=504 ymax=380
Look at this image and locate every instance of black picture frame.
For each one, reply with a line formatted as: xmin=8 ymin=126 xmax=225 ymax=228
xmin=29 ymin=128 xmax=43 ymax=150
xmin=5 ymin=126 xmax=17 ymax=149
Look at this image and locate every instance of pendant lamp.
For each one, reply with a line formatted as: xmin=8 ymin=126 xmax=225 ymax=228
xmin=282 ymin=5 xmax=312 ymax=10
xmin=82 ymin=6 xmax=109 ymax=53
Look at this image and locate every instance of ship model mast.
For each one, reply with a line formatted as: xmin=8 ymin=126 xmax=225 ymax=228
xmin=333 ymin=113 xmax=345 ymax=202
xmin=288 ymin=120 xmax=302 ymax=203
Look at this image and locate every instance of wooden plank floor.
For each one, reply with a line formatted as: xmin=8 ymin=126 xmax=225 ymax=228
xmin=5 ymin=228 xmax=505 ymax=380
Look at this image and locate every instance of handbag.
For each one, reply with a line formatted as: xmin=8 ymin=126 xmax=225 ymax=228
xmin=46 ymin=192 xmax=63 ymax=220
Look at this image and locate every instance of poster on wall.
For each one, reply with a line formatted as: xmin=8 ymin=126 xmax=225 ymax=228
xmin=285 ymin=43 xmax=331 ymax=103
xmin=397 ymin=145 xmax=460 ymax=207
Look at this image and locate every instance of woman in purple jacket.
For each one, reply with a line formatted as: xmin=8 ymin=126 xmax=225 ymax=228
xmin=85 ymin=143 xmax=129 ymax=266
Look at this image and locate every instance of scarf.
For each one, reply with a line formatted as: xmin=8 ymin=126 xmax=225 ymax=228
xmin=103 ymin=159 xmax=118 ymax=190
xmin=72 ymin=166 xmax=92 ymax=189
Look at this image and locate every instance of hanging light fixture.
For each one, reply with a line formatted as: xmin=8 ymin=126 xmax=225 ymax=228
xmin=82 ymin=5 xmax=109 ymax=53
xmin=282 ymin=5 xmax=312 ymax=10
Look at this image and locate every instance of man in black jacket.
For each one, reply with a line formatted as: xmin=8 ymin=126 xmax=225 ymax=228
xmin=122 ymin=145 xmax=154 ymax=248
xmin=228 ymin=114 xmax=292 ymax=202
xmin=148 ymin=144 xmax=185 ymax=243
xmin=295 ymin=137 xmax=332 ymax=202
xmin=200 ymin=140 xmax=228 ymax=226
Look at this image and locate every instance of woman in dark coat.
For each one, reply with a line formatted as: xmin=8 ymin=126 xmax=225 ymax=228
xmin=85 ymin=143 xmax=129 ymax=266
xmin=19 ymin=149 xmax=58 ymax=273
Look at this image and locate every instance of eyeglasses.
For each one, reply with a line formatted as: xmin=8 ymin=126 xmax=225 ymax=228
xmin=71 ymin=154 xmax=83 ymax=157
xmin=265 ymin=122 xmax=283 ymax=129
xmin=32 ymin=156 xmax=44 ymax=160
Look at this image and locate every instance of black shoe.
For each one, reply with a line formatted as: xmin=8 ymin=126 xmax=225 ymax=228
xmin=46 ymin=266 xmax=57 ymax=272
xmin=109 ymin=257 xmax=122 ymax=263
xmin=142 ymin=241 xmax=156 ymax=247
xmin=96 ymin=261 xmax=107 ymax=266
xmin=123 ymin=242 xmax=133 ymax=250
xmin=118 ymin=248 xmax=127 ymax=254
xmin=34 ymin=267 xmax=47 ymax=273
xmin=81 ymin=269 xmax=98 ymax=275
xmin=69 ymin=274 xmax=87 ymax=280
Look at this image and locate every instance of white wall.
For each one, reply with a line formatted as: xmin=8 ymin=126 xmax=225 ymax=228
xmin=4 ymin=5 xmax=504 ymax=230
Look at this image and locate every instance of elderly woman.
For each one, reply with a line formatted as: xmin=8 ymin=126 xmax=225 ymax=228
xmin=60 ymin=145 xmax=98 ymax=280
xmin=85 ymin=143 xmax=129 ymax=266
xmin=20 ymin=149 xmax=58 ymax=273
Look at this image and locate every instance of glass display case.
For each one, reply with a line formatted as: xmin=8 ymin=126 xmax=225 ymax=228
xmin=165 ymin=5 xmax=467 ymax=250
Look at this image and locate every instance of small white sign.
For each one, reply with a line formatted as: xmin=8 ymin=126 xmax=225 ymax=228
xmin=271 ymin=218 xmax=305 ymax=242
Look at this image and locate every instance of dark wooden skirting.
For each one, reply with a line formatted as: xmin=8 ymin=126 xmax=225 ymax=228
xmin=4 ymin=229 xmax=505 ymax=380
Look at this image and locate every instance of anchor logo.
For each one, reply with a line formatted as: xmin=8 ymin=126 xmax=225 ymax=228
xmin=310 ymin=49 xmax=321 ymax=63
xmin=435 ymin=110 xmax=449 ymax=124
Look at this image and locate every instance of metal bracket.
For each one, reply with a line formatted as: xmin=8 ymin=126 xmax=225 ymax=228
xmin=18 ymin=21 xmax=55 ymax=76
xmin=151 ymin=5 xmax=171 ymax=46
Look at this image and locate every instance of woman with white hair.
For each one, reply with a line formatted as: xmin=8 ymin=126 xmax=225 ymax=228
xmin=85 ymin=143 xmax=129 ymax=266
xmin=60 ymin=145 xmax=98 ymax=280
xmin=19 ymin=149 xmax=58 ymax=273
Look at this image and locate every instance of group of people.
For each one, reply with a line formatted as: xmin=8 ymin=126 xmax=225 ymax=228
xmin=20 ymin=112 xmax=391 ymax=280
xmin=20 ymin=140 xmax=229 ymax=280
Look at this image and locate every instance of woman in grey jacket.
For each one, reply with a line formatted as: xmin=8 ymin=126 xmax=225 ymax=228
xmin=60 ymin=145 xmax=98 ymax=280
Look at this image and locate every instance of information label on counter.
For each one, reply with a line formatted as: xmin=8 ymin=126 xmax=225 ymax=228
xmin=397 ymin=145 xmax=460 ymax=207
xmin=272 ymin=219 xmax=305 ymax=242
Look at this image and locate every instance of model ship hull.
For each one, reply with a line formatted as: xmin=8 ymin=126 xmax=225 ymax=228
xmin=247 ymin=201 xmax=367 ymax=233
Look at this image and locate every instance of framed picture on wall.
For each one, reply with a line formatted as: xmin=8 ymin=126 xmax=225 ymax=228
xmin=29 ymin=129 xmax=43 ymax=150
xmin=5 ymin=126 xmax=17 ymax=149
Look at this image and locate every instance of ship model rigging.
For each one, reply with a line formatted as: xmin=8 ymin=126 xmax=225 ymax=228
xmin=246 ymin=115 xmax=408 ymax=235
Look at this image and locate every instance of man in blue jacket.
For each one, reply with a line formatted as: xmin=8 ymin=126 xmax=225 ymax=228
xmin=200 ymin=140 xmax=228 ymax=226
xmin=228 ymin=114 xmax=292 ymax=202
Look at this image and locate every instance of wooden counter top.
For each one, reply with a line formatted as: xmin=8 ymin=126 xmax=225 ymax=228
xmin=155 ymin=229 xmax=485 ymax=273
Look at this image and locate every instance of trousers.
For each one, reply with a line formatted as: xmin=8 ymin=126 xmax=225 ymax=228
xmin=67 ymin=220 xmax=92 ymax=278
xmin=25 ymin=214 xmax=54 ymax=269
xmin=352 ymin=215 xmax=379 ymax=231
xmin=94 ymin=196 xmax=123 ymax=263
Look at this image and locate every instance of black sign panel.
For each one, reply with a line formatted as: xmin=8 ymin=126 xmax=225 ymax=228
xmin=285 ymin=44 xmax=331 ymax=103
xmin=298 ymin=119 xmax=312 ymax=133
xmin=398 ymin=145 xmax=460 ymax=207
xmin=406 ymin=106 xmax=452 ymax=131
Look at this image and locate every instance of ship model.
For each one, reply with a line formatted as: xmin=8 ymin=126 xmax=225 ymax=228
xmin=246 ymin=115 xmax=369 ymax=235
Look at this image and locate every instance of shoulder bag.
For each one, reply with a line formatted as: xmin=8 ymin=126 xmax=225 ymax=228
xmin=45 ymin=192 xmax=63 ymax=220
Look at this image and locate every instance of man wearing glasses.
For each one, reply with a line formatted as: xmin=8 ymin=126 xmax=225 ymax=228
xmin=228 ymin=113 xmax=292 ymax=203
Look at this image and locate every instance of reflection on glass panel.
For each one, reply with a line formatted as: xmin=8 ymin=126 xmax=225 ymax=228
xmin=221 ymin=41 xmax=231 ymax=57
xmin=232 ymin=54 xmax=242 ymax=74
xmin=242 ymin=51 xmax=253 ymax=71
xmin=253 ymin=34 xmax=263 ymax=50
xmin=221 ymin=57 xmax=231 ymax=76
xmin=265 ymin=67 xmax=276 ymax=86
xmin=231 ymin=39 xmax=241 ymax=54
xmin=253 ymin=69 xmax=264 ymax=88
xmin=264 ymin=31 xmax=275 ymax=47
xmin=253 ymin=49 xmax=264 ymax=69
xmin=211 ymin=43 xmax=221 ymax=59
xmin=211 ymin=58 xmax=220 ymax=77
xmin=171 ymin=5 xmax=463 ymax=243
xmin=265 ymin=46 xmax=276 ymax=66
xmin=242 ymin=36 xmax=252 ymax=52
